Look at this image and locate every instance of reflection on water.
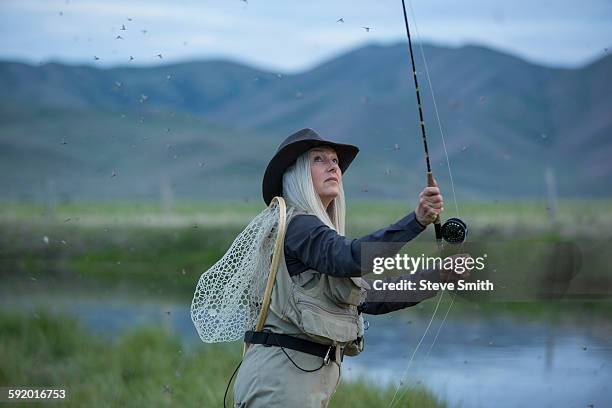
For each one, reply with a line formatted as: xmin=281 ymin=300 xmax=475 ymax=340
xmin=346 ymin=314 xmax=611 ymax=408
xmin=1 ymin=290 xmax=610 ymax=408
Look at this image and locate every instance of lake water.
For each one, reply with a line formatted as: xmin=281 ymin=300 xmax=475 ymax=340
xmin=1 ymin=289 xmax=610 ymax=408
xmin=345 ymin=313 xmax=611 ymax=408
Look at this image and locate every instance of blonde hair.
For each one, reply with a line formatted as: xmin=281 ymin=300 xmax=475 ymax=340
xmin=282 ymin=150 xmax=346 ymax=235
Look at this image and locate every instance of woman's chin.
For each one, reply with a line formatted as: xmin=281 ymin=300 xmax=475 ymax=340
xmin=321 ymin=190 xmax=339 ymax=201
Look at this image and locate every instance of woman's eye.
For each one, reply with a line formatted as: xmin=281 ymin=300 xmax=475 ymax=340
xmin=314 ymin=156 xmax=323 ymax=161
xmin=332 ymin=158 xmax=338 ymax=164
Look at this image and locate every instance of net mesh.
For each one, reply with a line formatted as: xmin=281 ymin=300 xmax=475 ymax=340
xmin=190 ymin=201 xmax=293 ymax=343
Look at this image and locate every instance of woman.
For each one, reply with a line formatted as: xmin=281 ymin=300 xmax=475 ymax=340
xmin=232 ymin=127 xmax=462 ymax=408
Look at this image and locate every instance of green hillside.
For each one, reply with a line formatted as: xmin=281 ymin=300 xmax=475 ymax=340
xmin=1 ymin=42 xmax=611 ymax=202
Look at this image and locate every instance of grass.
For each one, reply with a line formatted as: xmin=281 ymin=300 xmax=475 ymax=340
xmin=1 ymin=199 xmax=609 ymax=406
xmin=0 ymin=219 xmax=240 ymax=298
xmin=0 ymin=310 xmax=446 ymax=408
xmin=1 ymin=198 xmax=611 ymax=231
xmin=1 ymin=199 xmax=610 ymax=303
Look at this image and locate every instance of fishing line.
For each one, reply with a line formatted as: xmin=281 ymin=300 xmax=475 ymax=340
xmin=387 ymin=0 xmax=466 ymax=406
xmin=387 ymin=288 xmax=445 ymax=407
xmin=424 ymin=291 xmax=457 ymax=358
xmin=407 ymin=0 xmax=460 ymax=219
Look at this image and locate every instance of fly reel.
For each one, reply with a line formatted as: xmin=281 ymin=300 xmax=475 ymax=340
xmin=440 ymin=217 xmax=468 ymax=244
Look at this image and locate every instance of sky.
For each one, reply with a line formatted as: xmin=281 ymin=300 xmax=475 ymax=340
xmin=0 ymin=0 xmax=611 ymax=73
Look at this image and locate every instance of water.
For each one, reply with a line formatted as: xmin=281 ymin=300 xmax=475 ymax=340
xmin=0 ymin=289 xmax=203 ymax=347
xmin=1 ymin=289 xmax=610 ymax=408
xmin=344 ymin=315 xmax=611 ymax=408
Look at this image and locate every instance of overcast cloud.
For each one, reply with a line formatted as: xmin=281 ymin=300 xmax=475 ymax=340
xmin=0 ymin=0 xmax=610 ymax=72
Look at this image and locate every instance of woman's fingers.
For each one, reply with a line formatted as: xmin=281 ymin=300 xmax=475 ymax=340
xmin=416 ymin=187 xmax=444 ymax=225
xmin=421 ymin=201 xmax=441 ymax=214
xmin=421 ymin=203 xmax=443 ymax=214
xmin=420 ymin=193 xmax=443 ymax=204
xmin=421 ymin=200 xmax=444 ymax=211
xmin=422 ymin=187 xmax=440 ymax=196
xmin=426 ymin=201 xmax=444 ymax=210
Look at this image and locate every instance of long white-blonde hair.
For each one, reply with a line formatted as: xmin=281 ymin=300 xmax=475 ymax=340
xmin=281 ymin=149 xmax=346 ymax=235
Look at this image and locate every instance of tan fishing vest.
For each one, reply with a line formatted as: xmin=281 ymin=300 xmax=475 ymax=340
xmin=263 ymin=210 xmax=371 ymax=357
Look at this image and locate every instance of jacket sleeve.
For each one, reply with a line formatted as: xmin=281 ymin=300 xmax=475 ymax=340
xmin=284 ymin=211 xmax=426 ymax=278
xmin=357 ymin=268 xmax=441 ymax=315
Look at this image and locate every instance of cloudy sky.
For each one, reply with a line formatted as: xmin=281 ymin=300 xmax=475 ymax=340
xmin=1 ymin=0 xmax=610 ymax=73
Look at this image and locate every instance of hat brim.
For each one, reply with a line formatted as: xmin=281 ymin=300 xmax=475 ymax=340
xmin=262 ymin=139 xmax=359 ymax=205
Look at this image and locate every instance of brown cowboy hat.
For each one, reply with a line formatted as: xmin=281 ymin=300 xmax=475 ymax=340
xmin=262 ymin=128 xmax=359 ymax=205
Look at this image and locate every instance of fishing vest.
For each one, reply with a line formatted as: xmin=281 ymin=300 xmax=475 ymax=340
xmin=263 ymin=210 xmax=370 ymax=357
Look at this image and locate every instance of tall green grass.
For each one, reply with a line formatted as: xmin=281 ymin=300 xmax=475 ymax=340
xmin=2 ymin=199 xmax=611 ymax=231
xmin=0 ymin=310 xmax=445 ymax=407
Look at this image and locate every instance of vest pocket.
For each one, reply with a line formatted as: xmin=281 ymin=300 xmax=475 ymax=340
xmin=349 ymin=277 xmax=371 ymax=290
xmin=296 ymin=298 xmax=360 ymax=343
xmin=326 ymin=276 xmax=369 ymax=306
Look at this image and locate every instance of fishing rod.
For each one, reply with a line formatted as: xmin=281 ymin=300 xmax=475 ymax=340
xmin=400 ymin=0 xmax=467 ymax=246
xmin=387 ymin=3 xmax=471 ymax=407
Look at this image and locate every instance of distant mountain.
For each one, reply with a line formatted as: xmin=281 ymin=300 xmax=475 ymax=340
xmin=1 ymin=42 xmax=610 ymax=203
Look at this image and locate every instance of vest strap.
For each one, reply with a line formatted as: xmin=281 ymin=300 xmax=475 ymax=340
xmin=244 ymin=330 xmax=344 ymax=363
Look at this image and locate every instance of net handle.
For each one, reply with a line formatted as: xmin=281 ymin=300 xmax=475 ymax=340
xmin=243 ymin=196 xmax=288 ymax=356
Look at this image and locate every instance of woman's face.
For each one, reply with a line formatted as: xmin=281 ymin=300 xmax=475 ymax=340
xmin=308 ymin=146 xmax=341 ymax=208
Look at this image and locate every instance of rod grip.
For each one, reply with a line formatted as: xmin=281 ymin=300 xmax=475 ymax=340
xmin=426 ymin=172 xmax=441 ymax=226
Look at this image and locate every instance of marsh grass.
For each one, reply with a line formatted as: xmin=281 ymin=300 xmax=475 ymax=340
xmin=1 ymin=200 xmax=610 ymax=307
xmin=1 ymin=200 xmax=610 ymax=406
xmin=0 ymin=310 xmax=445 ymax=408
